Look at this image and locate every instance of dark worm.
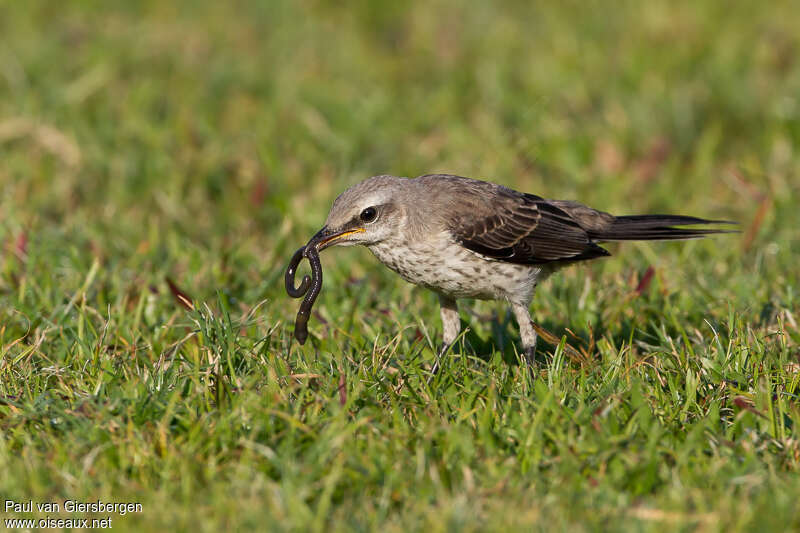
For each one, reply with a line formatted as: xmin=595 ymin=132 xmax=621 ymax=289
xmin=285 ymin=246 xmax=311 ymax=297
xmin=284 ymin=244 xmax=323 ymax=344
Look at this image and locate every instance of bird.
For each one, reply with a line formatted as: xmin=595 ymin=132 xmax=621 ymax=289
xmin=304 ymin=173 xmax=734 ymax=368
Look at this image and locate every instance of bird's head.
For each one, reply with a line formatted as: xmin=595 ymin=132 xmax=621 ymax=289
xmin=305 ymin=175 xmax=406 ymax=252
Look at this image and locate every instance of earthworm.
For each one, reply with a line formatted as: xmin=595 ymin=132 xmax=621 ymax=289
xmin=284 ymin=244 xmax=323 ymax=344
xmin=285 ymin=246 xmax=311 ymax=297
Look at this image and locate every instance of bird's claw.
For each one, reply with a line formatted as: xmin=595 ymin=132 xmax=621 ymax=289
xmin=427 ymin=342 xmax=452 ymax=384
xmin=523 ymin=345 xmax=537 ymax=366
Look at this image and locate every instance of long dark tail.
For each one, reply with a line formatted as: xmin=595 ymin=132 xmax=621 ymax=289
xmin=590 ymin=215 xmax=738 ymax=242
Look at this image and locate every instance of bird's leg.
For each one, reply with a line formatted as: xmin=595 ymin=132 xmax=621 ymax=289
xmin=430 ymin=294 xmax=460 ymax=377
xmin=511 ymin=302 xmax=538 ymax=367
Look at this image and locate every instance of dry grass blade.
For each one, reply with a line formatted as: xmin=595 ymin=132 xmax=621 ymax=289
xmin=531 ymin=322 xmax=588 ymax=364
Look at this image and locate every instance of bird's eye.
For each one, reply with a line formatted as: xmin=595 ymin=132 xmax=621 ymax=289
xmin=359 ymin=207 xmax=378 ymax=223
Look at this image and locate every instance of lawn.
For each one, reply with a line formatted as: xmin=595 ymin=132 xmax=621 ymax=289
xmin=1 ymin=1 xmax=799 ymax=531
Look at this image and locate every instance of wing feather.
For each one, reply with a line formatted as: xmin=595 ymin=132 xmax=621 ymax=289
xmin=449 ymin=188 xmax=610 ymax=264
xmin=418 ymin=173 xmax=730 ymax=265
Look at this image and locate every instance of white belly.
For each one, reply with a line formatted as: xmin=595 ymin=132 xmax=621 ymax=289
xmin=367 ymin=236 xmax=543 ymax=304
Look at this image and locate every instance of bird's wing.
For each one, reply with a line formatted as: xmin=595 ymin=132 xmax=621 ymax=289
xmin=448 ymin=187 xmax=611 ymax=265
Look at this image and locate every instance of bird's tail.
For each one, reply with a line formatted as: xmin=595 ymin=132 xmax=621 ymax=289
xmin=589 ymin=215 xmax=738 ymax=242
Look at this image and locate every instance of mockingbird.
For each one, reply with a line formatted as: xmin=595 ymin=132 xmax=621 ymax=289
xmin=303 ymin=173 xmax=733 ymax=365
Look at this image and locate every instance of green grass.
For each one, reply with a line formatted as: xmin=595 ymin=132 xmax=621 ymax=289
xmin=1 ymin=1 xmax=799 ymax=531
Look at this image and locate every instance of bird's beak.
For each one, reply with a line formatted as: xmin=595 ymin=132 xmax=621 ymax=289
xmin=306 ymin=225 xmax=366 ymax=251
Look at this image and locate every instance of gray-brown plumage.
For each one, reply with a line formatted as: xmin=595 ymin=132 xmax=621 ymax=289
xmin=303 ymin=173 xmax=734 ymax=367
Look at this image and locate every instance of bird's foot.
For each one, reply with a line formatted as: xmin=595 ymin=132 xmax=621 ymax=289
xmin=523 ymin=345 xmax=537 ymax=366
xmin=428 ymin=342 xmax=452 ymax=384
xmin=522 ymin=345 xmax=540 ymax=381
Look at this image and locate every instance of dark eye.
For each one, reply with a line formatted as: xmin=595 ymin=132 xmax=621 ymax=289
xmin=359 ymin=207 xmax=378 ymax=223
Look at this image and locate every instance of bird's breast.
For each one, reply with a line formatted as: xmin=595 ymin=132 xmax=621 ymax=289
xmin=367 ymin=236 xmax=542 ymax=303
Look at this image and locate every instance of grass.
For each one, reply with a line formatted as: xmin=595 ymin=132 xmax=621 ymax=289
xmin=1 ymin=0 xmax=799 ymax=531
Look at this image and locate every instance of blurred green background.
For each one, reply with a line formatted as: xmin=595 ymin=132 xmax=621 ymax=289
xmin=1 ymin=1 xmax=799 ymax=531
